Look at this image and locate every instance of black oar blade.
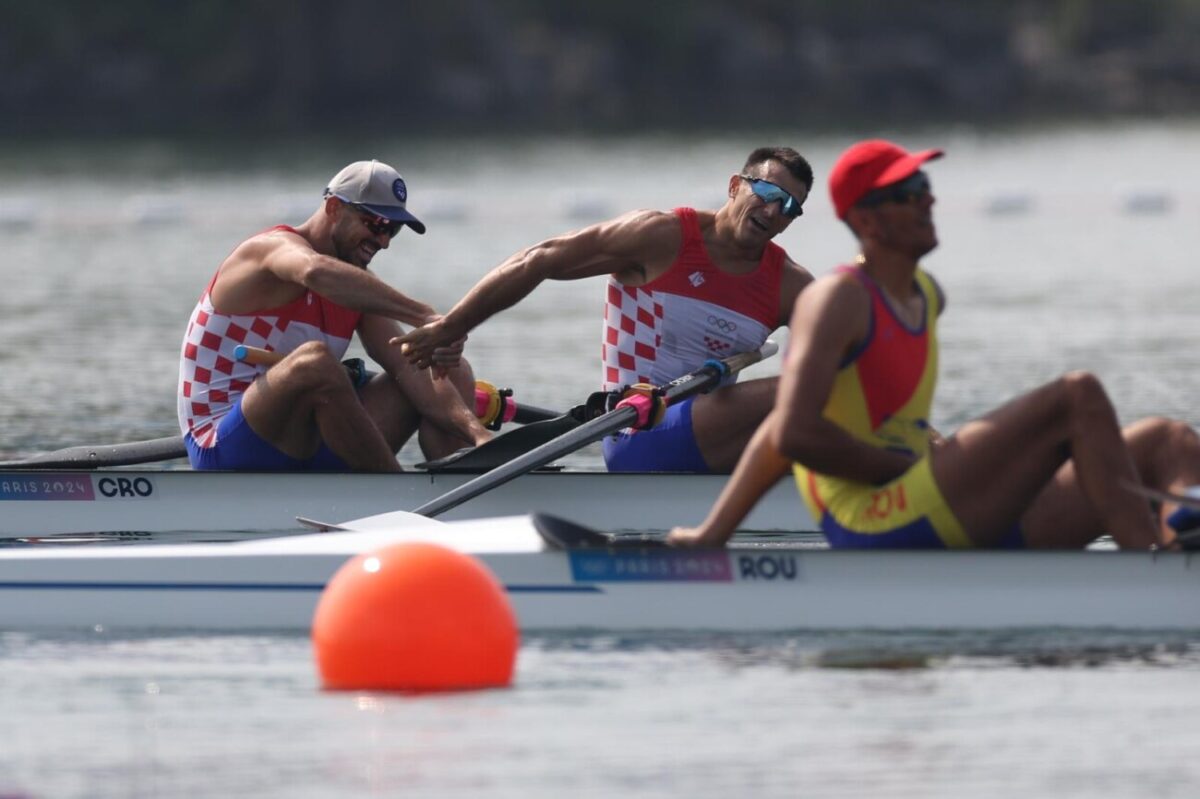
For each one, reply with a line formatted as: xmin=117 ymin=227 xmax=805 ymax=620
xmin=532 ymin=512 xmax=667 ymax=550
xmin=418 ymin=413 xmax=583 ymax=472
xmin=0 ymin=436 xmax=187 ymax=470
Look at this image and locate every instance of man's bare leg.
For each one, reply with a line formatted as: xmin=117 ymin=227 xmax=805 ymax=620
xmin=416 ymin=360 xmax=484 ymax=460
xmin=358 ymin=373 xmax=421 ymax=453
xmin=930 ymin=372 xmax=1160 ymax=549
xmin=240 ymin=341 xmax=401 ymax=472
xmin=1020 ymin=417 xmax=1200 ymax=547
xmin=690 ymin=377 xmax=780 ymax=472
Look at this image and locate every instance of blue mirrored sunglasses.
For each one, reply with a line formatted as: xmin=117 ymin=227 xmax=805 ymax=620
xmin=740 ymin=175 xmax=804 ymax=218
xmin=858 ymin=171 xmax=932 ymax=208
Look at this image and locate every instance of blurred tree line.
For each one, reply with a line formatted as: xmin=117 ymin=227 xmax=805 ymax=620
xmin=2 ymin=0 xmax=1198 ymax=138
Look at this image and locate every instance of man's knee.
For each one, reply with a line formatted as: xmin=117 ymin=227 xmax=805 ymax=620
xmin=286 ymin=342 xmax=352 ymax=393
xmin=1128 ymin=416 xmax=1200 ymax=453
xmin=1054 ymin=370 xmax=1111 ymax=416
xmin=706 ymin=376 xmax=778 ymax=410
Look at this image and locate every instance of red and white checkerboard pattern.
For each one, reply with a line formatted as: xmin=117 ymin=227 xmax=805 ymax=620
xmin=177 ymin=289 xmax=359 ymax=447
xmin=596 ymin=207 xmax=785 ymax=400
xmin=177 ymin=300 xmax=288 ymax=447
xmin=601 ymin=280 xmax=663 ymax=391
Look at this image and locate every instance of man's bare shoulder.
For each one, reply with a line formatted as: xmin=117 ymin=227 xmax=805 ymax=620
xmin=802 ymin=269 xmax=870 ymax=309
xmin=780 ymin=254 xmax=816 ymax=287
xmin=597 ymin=208 xmax=680 ymax=239
xmin=923 ymin=271 xmax=947 ymax=314
xmin=225 ymin=226 xmax=311 ymax=265
xmin=211 ymin=227 xmax=314 ymax=311
xmin=593 ymin=209 xmax=682 ymax=282
xmin=776 ymin=255 xmax=818 ymax=326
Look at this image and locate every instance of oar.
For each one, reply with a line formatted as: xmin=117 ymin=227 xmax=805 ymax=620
xmin=410 ymin=341 xmax=779 ymax=518
xmin=0 ymin=436 xmax=187 ymax=469
xmin=418 ymin=410 xmax=583 ymax=472
xmin=1120 ymin=480 xmax=1200 ymax=508
xmin=305 ymin=509 xmax=667 ymax=550
xmin=0 ymin=354 xmax=564 ymax=471
xmin=1120 ymin=480 xmax=1200 ymax=550
xmin=296 ymin=510 xmax=447 ymax=532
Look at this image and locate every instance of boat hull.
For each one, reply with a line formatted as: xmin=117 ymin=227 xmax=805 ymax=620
xmin=0 ymin=469 xmax=808 ymax=538
xmin=1 ymin=516 xmax=1198 ymax=632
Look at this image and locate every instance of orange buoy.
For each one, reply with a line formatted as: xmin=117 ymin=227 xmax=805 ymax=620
xmin=312 ymin=542 xmax=518 ymax=692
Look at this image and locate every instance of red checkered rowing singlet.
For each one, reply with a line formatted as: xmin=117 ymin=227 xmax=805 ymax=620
xmin=600 ymin=208 xmax=784 ymax=391
xmin=176 ymin=226 xmax=362 ymax=447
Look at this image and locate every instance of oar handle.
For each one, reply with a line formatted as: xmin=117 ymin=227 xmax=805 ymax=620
xmin=727 ymin=340 xmax=780 ymax=372
xmin=234 ymin=344 xmax=283 ymax=366
xmin=412 ymin=340 xmax=779 ymax=518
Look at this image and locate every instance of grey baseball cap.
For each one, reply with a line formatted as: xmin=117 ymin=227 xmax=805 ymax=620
xmin=323 ymin=160 xmax=426 ymax=234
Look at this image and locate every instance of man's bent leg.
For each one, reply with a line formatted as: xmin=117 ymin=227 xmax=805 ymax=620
xmin=240 ymin=341 xmax=401 ymax=473
xmin=689 ymin=377 xmax=779 ymax=473
xmin=415 ymin=360 xmax=483 ymax=461
xmin=930 ymin=372 xmax=1159 ymax=549
xmin=358 ymin=373 xmax=421 ymax=454
xmin=1020 ymin=416 xmax=1200 ymax=547
xmin=602 ymin=399 xmax=710 ymax=472
xmin=185 ymin=399 xmax=305 ymax=471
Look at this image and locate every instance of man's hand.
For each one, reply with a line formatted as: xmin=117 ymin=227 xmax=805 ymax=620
xmin=391 ymin=315 xmax=466 ymax=376
xmin=665 ymin=526 xmax=720 ymax=548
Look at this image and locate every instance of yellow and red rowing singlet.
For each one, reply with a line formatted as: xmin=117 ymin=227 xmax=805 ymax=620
xmin=176 ymin=226 xmax=361 ymax=448
xmin=600 ymin=207 xmax=784 ymax=392
xmin=793 ymin=265 xmax=972 ymax=548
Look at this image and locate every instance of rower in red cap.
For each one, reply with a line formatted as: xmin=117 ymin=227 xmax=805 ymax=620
xmin=670 ymin=139 xmax=1200 ymax=551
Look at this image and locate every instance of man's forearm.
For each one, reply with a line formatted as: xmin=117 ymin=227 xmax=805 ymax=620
xmin=779 ymin=419 xmax=915 ymax=485
xmin=443 ymin=252 xmax=550 ymax=336
xmin=305 ymin=257 xmax=437 ymax=326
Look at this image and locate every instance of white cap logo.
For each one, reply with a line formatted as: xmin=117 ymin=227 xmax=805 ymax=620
xmin=392 ymin=179 xmax=407 ymax=203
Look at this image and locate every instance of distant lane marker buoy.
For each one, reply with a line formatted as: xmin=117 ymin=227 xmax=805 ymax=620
xmin=1123 ymin=191 xmax=1172 ymax=215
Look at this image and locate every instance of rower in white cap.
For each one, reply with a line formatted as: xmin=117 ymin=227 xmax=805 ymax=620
xmin=176 ymin=160 xmax=491 ymax=472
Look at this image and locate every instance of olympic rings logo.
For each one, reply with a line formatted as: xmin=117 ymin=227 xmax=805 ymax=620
xmin=707 ymin=315 xmax=737 ymax=333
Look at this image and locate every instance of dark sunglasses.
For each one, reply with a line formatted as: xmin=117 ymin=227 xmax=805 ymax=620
xmin=346 ymin=203 xmax=403 ymax=237
xmin=739 ymin=175 xmax=804 ymax=218
xmin=858 ymin=171 xmax=932 ymax=209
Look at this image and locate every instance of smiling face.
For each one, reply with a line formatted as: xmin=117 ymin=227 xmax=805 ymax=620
xmin=726 ymin=159 xmax=810 ymax=247
xmin=330 ymin=201 xmax=399 ymax=267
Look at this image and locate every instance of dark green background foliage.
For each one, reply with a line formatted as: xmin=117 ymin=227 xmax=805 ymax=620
xmin=3 ymin=0 xmax=1198 ymax=137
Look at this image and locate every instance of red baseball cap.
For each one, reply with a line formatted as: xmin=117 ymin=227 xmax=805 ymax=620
xmin=828 ymin=140 xmax=943 ymax=219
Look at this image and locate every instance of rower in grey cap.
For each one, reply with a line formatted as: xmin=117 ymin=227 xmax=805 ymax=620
xmin=176 ymin=159 xmax=491 ymax=473
xmin=324 ymin=159 xmax=427 ymax=235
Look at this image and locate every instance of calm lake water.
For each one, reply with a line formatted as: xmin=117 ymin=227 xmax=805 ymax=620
xmin=2 ymin=121 xmax=1200 ymax=797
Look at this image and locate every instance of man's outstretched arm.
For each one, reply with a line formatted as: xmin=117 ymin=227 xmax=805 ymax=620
xmin=394 ymin=210 xmax=681 ymax=369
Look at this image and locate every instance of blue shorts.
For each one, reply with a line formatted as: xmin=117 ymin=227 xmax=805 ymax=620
xmin=185 ymin=398 xmax=350 ymax=472
xmin=601 ymin=397 xmax=711 ymax=473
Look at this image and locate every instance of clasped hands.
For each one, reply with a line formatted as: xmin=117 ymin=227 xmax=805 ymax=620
xmin=390 ymin=314 xmax=466 ymax=377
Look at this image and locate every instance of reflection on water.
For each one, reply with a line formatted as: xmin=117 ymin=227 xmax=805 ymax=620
xmin=526 ymin=628 xmax=1200 ymax=670
xmin=3 ymin=627 xmax=1200 ymax=796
